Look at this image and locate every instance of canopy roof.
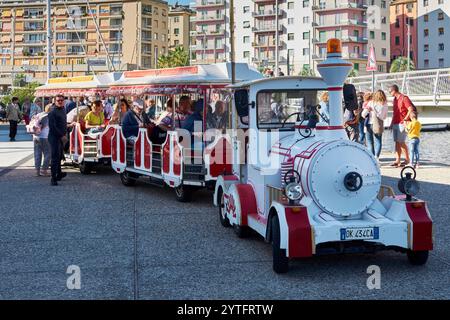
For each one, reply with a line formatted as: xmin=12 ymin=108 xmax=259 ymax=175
xmin=107 ymin=63 xmax=263 ymax=96
xmin=35 ymin=73 xmax=122 ymax=97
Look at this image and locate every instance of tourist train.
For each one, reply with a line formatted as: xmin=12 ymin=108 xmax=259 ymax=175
xmin=35 ymin=39 xmax=433 ymax=273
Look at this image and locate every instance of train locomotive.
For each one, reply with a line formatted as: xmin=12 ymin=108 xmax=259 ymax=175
xmin=214 ymin=39 xmax=433 ymax=273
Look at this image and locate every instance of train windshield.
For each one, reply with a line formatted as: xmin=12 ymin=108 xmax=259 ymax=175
xmin=257 ymin=90 xmax=321 ymax=129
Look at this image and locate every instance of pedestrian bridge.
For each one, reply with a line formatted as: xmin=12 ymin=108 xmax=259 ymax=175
xmin=349 ymin=68 xmax=450 ymax=128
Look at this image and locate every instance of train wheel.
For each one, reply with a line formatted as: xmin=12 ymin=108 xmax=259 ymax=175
xmin=233 ymin=224 xmax=250 ymax=238
xmin=79 ymin=161 xmax=92 ymax=175
xmin=174 ymin=185 xmax=193 ymax=202
xmin=218 ymin=190 xmax=230 ymax=228
xmin=407 ymin=250 xmax=429 ymax=266
xmin=271 ymin=215 xmax=289 ymax=274
xmin=120 ymin=171 xmax=137 ymax=187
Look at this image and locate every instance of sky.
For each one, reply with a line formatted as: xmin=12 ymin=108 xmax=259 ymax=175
xmin=168 ymin=0 xmax=191 ymax=5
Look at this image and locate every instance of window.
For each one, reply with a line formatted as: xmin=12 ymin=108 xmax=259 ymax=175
xmin=257 ymin=90 xmax=320 ymax=129
xmin=424 ymin=59 xmax=429 ymax=68
xmin=303 ymin=1 xmax=309 ymax=8
xmin=243 ymin=51 xmax=250 ymax=58
xmin=424 ymin=29 xmax=429 ymax=37
xmin=243 ymin=21 xmax=250 ymax=28
xmin=288 ymin=33 xmax=294 ymax=40
xmin=303 ymin=32 xmax=309 ymax=40
xmin=370 ymin=31 xmax=375 ymax=39
xmin=439 ymin=58 xmax=444 ymax=68
xmin=381 ymin=32 xmax=386 ymax=40
xmin=382 ymin=48 xmax=387 ymax=56
xmin=395 ymin=36 xmax=400 ymax=45
xmin=288 ymin=2 xmax=294 ymax=10
xmin=424 ymin=44 xmax=429 ymax=51
xmin=174 ymin=28 xmax=179 ymax=35
xmin=288 ymin=18 xmax=294 ymax=25
xmin=424 ymin=15 xmax=428 ymax=22
xmin=438 ymin=12 xmax=444 ymax=21
xmin=302 ymin=48 xmax=309 ymax=55
xmin=243 ymin=36 xmax=250 ymax=43
xmin=438 ymin=43 xmax=445 ymax=51
xmin=243 ymin=6 xmax=250 ymax=13
xmin=354 ymin=63 xmax=359 ymax=71
xmin=303 ymin=16 xmax=309 ymax=24
xmin=439 ymin=28 xmax=444 ymax=36
xmin=174 ymin=17 xmax=180 ymax=23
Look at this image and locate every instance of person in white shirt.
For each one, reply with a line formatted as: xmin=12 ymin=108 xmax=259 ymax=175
xmin=362 ymin=90 xmax=388 ymax=159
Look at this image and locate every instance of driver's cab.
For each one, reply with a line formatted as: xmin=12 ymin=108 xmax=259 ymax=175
xmin=231 ymin=77 xmax=328 ymax=175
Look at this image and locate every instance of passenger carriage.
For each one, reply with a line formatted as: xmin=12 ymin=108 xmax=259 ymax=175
xmin=213 ymin=39 xmax=433 ymax=273
xmin=35 ymin=73 xmax=121 ymax=174
xmin=107 ymin=63 xmax=263 ymax=201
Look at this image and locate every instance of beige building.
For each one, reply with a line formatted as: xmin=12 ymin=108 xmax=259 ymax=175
xmin=168 ymin=4 xmax=195 ymax=52
xmin=0 ymin=0 xmax=169 ymax=87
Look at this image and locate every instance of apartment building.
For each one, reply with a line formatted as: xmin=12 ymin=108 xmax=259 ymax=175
xmin=191 ymin=0 xmax=228 ymax=64
xmin=0 ymin=0 xmax=169 ymax=86
xmin=390 ymin=0 xmax=418 ymax=67
xmin=312 ymin=0 xmax=391 ymax=75
xmin=168 ymin=4 xmax=195 ymax=51
xmin=418 ymin=0 xmax=450 ymax=69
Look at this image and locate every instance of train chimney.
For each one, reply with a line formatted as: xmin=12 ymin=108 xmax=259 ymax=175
xmin=317 ymin=39 xmax=352 ymax=127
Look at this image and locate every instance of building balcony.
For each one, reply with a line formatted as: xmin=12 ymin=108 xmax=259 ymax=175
xmin=314 ymin=19 xmax=367 ymax=28
xmin=194 ymin=1 xmax=225 ymax=9
xmin=195 ymin=29 xmax=226 ymax=36
xmin=196 ymin=15 xmax=225 ymax=22
xmin=313 ymin=36 xmax=367 ymax=44
xmin=252 ymin=9 xmax=284 ymax=18
xmin=312 ymin=1 xmax=367 ymax=12
xmin=252 ymin=40 xmax=285 ymax=48
xmin=252 ymin=25 xmax=283 ymax=33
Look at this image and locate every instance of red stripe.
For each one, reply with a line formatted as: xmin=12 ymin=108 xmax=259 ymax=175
xmin=406 ymin=202 xmax=433 ymax=251
xmin=285 ymin=207 xmax=313 ymax=258
xmin=318 ymin=63 xmax=353 ymax=67
xmin=235 ymin=184 xmax=257 ymax=226
xmin=328 ymin=87 xmax=343 ymax=91
xmin=316 ymin=126 xmax=345 ymax=130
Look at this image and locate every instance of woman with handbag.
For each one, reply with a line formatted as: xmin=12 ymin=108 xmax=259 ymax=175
xmin=362 ymin=90 xmax=388 ymax=160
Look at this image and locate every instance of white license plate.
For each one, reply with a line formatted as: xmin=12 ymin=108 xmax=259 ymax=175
xmin=340 ymin=227 xmax=379 ymax=241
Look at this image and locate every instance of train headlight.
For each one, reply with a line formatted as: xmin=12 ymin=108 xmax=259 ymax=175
xmin=285 ymin=182 xmax=303 ymax=201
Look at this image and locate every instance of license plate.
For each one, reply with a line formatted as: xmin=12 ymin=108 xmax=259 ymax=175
xmin=340 ymin=227 xmax=379 ymax=241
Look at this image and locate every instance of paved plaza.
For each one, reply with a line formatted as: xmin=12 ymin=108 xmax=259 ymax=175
xmin=0 ymin=125 xmax=449 ymax=299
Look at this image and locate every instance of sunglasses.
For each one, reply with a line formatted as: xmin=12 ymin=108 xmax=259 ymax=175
xmin=56 ymin=99 xmax=64 ymax=102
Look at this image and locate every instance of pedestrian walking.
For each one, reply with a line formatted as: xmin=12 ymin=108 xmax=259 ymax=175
xmin=389 ymin=85 xmax=414 ymax=167
xmin=6 ymin=97 xmax=21 ymax=141
xmin=48 ymin=95 xmax=67 ymax=186
xmin=362 ymin=90 xmax=388 ymax=160
xmin=406 ymin=112 xmax=422 ymax=168
xmin=33 ymin=105 xmax=52 ymax=177
xmin=22 ymin=98 xmax=31 ymax=125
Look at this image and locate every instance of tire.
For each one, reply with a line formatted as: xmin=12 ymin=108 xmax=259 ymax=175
xmin=233 ymin=224 xmax=250 ymax=238
xmin=79 ymin=161 xmax=92 ymax=175
xmin=407 ymin=250 xmax=429 ymax=266
xmin=271 ymin=215 xmax=289 ymax=274
xmin=174 ymin=185 xmax=193 ymax=202
xmin=218 ymin=190 xmax=231 ymax=228
xmin=120 ymin=171 xmax=137 ymax=187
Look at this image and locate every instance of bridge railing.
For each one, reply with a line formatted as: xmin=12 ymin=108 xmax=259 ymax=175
xmin=348 ymin=68 xmax=450 ymax=107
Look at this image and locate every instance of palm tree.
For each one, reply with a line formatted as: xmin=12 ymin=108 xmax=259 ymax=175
xmin=390 ymin=56 xmax=415 ymax=73
xmin=157 ymin=46 xmax=189 ymax=69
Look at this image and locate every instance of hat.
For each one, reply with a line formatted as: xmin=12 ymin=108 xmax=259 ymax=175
xmin=133 ymin=100 xmax=144 ymax=110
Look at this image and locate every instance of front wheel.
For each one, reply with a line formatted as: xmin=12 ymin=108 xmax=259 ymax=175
xmin=218 ymin=190 xmax=230 ymax=228
xmin=271 ymin=215 xmax=289 ymax=274
xmin=174 ymin=185 xmax=193 ymax=202
xmin=120 ymin=171 xmax=137 ymax=187
xmin=79 ymin=161 xmax=92 ymax=175
xmin=407 ymin=250 xmax=429 ymax=266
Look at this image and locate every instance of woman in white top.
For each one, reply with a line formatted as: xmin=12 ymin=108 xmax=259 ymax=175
xmin=362 ymin=90 xmax=388 ymax=159
xmin=318 ymin=91 xmax=330 ymax=124
xmin=33 ymin=105 xmax=52 ymax=176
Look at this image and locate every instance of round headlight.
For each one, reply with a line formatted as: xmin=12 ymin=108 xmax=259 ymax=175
xmin=404 ymin=179 xmax=420 ymax=197
xmin=285 ymin=182 xmax=303 ymax=201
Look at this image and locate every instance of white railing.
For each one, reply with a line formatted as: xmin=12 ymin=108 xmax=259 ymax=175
xmin=348 ymin=68 xmax=450 ymax=107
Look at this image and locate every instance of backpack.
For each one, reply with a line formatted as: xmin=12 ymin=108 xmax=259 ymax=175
xmin=343 ymin=83 xmax=359 ymax=111
xmin=26 ymin=112 xmax=47 ymax=135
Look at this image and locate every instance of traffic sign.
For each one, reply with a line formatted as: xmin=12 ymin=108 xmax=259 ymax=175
xmin=366 ymin=45 xmax=377 ymax=72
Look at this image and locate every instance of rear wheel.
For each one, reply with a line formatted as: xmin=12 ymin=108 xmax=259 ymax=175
xmin=218 ymin=190 xmax=230 ymax=228
xmin=407 ymin=250 xmax=429 ymax=265
xmin=271 ymin=215 xmax=289 ymax=274
xmin=174 ymin=185 xmax=193 ymax=202
xmin=120 ymin=171 xmax=137 ymax=187
xmin=79 ymin=161 xmax=92 ymax=175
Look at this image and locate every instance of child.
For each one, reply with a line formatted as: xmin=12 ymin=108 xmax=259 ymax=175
xmin=406 ymin=112 xmax=422 ymax=168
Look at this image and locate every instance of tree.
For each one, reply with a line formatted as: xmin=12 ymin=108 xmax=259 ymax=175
xmin=157 ymin=46 xmax=190 ymax=69
xmin=390 ymin=56 xmax=415 ymax=73
xmin=1 ymin=81 xmax=40 ymax=105
xmin=13 ymin=74 xmax=27 ymax=87
xmin=300 ymin=65 xmax=316 ymax=77
xmin=347 ymin=68 xmax=359 ymax=78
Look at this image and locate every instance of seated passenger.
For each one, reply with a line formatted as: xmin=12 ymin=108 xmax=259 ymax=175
xmin=208 ymin=100 xmax=227 ymax=130
xmin=150 ymin=99 xmax=174 ymax=144
xmin=121 ymin=100 xmax=144 ymax=140
xmin=109 ymin=99 xmax=130 ymax=125
xmin=174 ymin=96 xmax=192 ymax=128
xmin=84 ymin=101 xmax=106 ymax=134
xmin=182 ymin=99 xmax=203 ymax=133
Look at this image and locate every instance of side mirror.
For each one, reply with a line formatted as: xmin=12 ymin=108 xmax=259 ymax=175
xmin=234 ymin=89 xmax=249 ymax=118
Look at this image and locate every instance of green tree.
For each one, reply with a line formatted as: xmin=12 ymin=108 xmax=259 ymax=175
xmin=300 ymin=65 xmax=316 ymax=77
xmin=390 ymin=56 xmax=415 ymax=73
xmin=157 ymin=46 xmax=190 ymax=69
xmin=347 ymin=68 xmax=359 ymax=78
xmin=13 ymin=74 xmax=27 ymax=87
xmin=2 ymin=82 xmax=41 ymax=105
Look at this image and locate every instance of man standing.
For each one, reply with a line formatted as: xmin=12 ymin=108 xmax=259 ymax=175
xmin=389 ymin=85 xmax=413 ymax=167
xmin=48 ymin=95 xmax=67 ymax=186
xmin=6 ymin=97 xmax=21 ymax=141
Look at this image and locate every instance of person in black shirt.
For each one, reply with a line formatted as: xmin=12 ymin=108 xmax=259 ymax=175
xmin=48 ymin=95 xmax=67 ymax=186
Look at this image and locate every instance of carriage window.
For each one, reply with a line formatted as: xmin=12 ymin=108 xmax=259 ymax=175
xmin=257 ymin=90 xmax=320 ymax=129
xmin=206 ymin=91 xmax=232 ymax=132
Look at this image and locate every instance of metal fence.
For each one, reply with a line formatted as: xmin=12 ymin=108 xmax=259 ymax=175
xmin=348 ymin=68 xmax=450 ymax=107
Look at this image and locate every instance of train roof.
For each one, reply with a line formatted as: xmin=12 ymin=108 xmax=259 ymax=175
xmin=35 ymin=73 xmax=122 ymax=97
xmin=107 ymin=63 xmax=264 ymax=96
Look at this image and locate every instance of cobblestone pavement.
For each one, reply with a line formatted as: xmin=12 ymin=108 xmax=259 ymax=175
xmin=0 ymin=128 xmax=449 ymax=300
